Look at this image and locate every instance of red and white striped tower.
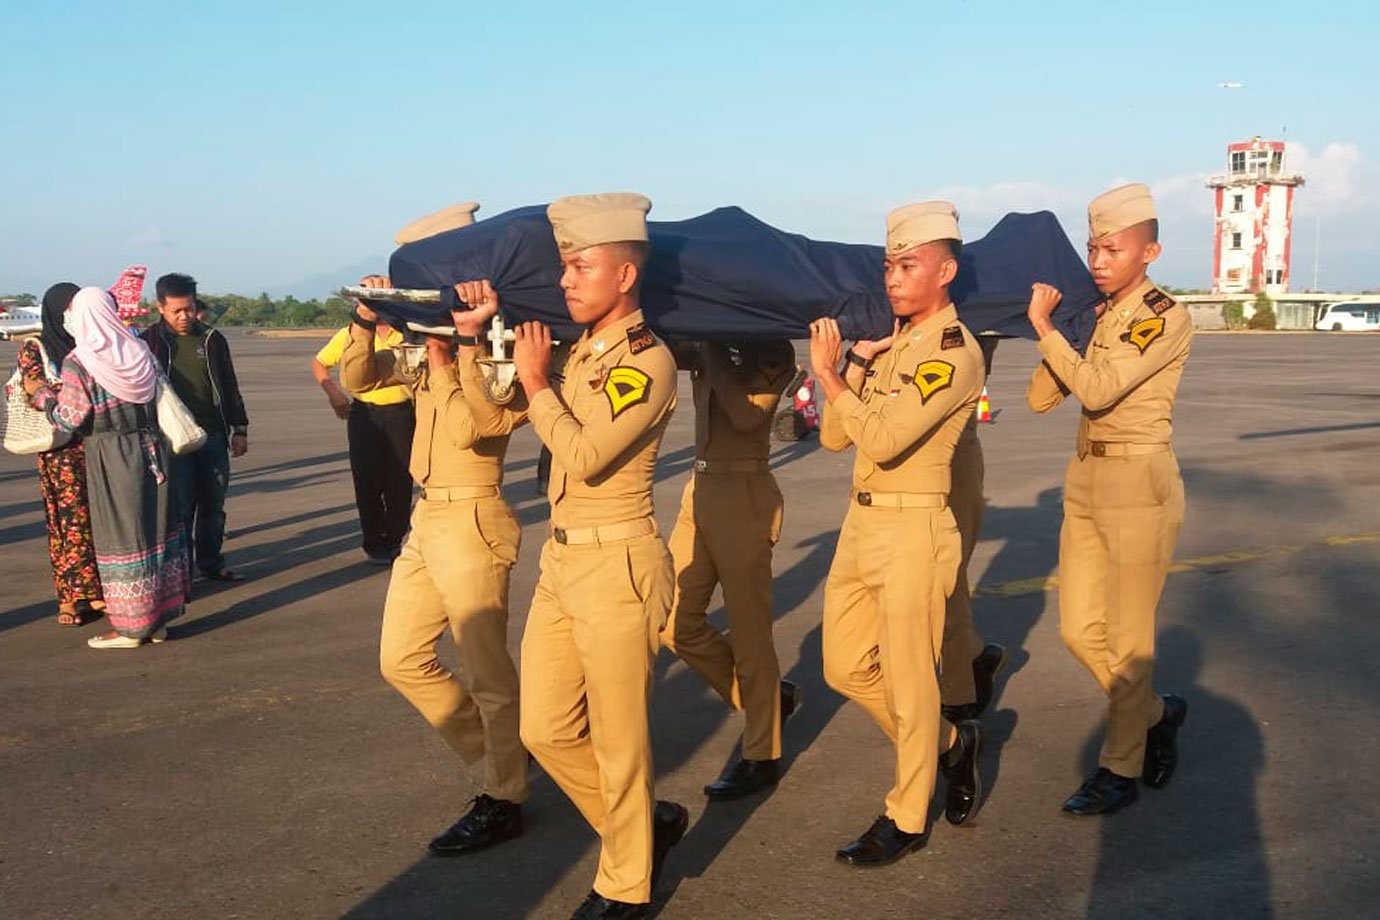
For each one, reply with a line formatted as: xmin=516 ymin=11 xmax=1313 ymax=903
xmin=1206 ymin=137 xmax=1304 ymax=295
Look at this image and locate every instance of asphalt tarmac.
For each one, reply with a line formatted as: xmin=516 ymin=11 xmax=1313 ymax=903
xmin=2 ymin=330 xmax=1378 ymax=919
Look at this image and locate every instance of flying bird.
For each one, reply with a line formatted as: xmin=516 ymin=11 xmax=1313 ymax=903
xmin=1217 ymin=81 xmax=1244 ymax=89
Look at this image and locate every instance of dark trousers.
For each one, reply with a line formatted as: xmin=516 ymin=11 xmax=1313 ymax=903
xmin=174 ymin=430 xmax=231 ymax=576
xmin=347 ymin=401 xmax=415 ymax=557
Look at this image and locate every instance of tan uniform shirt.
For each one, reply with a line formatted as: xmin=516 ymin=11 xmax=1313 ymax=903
xmin=822 ymin=304 xmax=984 ymax=494
xmin=1027 ymin=277 xmax=1193 ymax=445
xmin=339 ymin=334 xmax=513 ymax=488
xmin=527 ymin=309 xmax=677 ymax=529
xmin=690 ymin=343 xmax=791 ymax=462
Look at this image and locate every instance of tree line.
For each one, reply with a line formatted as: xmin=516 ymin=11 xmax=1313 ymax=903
xmin=196 ymin=293 xmax=355 ymax=327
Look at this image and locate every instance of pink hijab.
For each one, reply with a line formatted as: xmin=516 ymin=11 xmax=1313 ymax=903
xmin=70 ymin=286 xmax=159 ymax=404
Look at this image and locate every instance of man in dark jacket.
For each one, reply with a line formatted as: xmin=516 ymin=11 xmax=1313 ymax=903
xmin=142 ymin=273 xmax=250 ymax=581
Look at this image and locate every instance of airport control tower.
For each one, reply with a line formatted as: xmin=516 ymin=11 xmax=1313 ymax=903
xmin=1207 ymin=137 xmax=1304 ymax=295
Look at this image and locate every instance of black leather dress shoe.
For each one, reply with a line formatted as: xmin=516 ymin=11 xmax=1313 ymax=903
xmin=1143 ymin=693 xmax=1188 ymax=789
xmin=781 ymin=679 xmax=803 ymax=725
xmin=835 ymin=815 xmax=928 ymax=867
xmin=941 ymin=643 xmax=1006 ymax=723
xmin=570 ymin=891 xmax=647 ymax=919
xmin=972 ymin=643 xmax=1006 ymax=713
xmin=427 ymin=794 xmax=523 ymax=855
xmin=1062 ymin=768 xmax=1138 ymax=816
xmin=651 ymin=799 xmax=689 ymax=889
xmin=939 ymin=720 xmax=983 ymax=826
xmin=705 ymin=758 xmax=779 ymax=801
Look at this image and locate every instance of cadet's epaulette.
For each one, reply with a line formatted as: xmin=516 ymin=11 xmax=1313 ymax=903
xmin=1143 ymin=288 xmax=1177 ymax=316
xmin=940 ymin=325 xmax=965 ymax=350
xmin=626 ymin=323 xmax=656 ymax=355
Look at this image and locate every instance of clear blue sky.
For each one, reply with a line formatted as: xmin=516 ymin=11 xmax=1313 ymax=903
xmin=3 ymin=0 xmax=1376 ymax=296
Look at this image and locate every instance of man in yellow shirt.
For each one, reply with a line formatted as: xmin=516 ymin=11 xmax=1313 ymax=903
xmin=312 ymin=320 xmax=414 ymax=564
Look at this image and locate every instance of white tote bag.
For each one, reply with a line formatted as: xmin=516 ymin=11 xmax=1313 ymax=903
xmin=1 ymin=342 xmax=72 ymax=455
xmin=156 ymin=376 xmax=208 ymax=455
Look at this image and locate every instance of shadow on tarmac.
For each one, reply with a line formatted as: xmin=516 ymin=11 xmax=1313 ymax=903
xmin=1238 ymin=420 xmax=1380 ymax=440
xmin=0 ymin=599 xmax=58 ymax=633
xmin=0 ymin=497 xmax=43 ymax=520
xmin=1080 ymin=628 xmax=1270 ymax=919
xmin=969 ymin=484 xmax=1063 ymax=806
xmin=174 ymin=515 xmax=375 ymax=638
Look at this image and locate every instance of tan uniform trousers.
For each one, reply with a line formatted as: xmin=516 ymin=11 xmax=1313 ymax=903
xmin=940 ymin=434 xmax=987 ymax=707
xmin=663 ymin=472 xmax=784 ymax=760
xmin=1058 ymin=449 xmax=1184 ymax=777
xmin=378 ymin=495 xmax=528 ymax=803
xmin=823 ymin=501 xmax=961 ymax=834
xmin=519 ymin=530 xmax=673 ymax=905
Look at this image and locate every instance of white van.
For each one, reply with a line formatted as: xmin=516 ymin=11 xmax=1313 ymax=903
xmin=1315 ymin=299 xmax=1380 ymax=332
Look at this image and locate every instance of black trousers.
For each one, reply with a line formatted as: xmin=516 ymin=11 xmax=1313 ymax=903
xmin=346 ymin=401 xmax=415 ymax=557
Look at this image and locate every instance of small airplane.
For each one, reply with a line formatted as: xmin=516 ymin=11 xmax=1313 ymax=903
xmin=0 ymin=304 xmax=42 ymax=340
xmin=1217 ymin=81 xmax=1244 ymax=89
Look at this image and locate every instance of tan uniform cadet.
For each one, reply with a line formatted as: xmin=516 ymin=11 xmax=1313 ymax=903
xmin=517 ymin=195 xmax=678 ymax=905
xmin=662 ymin=342 xmax=792 ymax=761
xmin=1026 ymin=187 xmax=1192 ymax=780
xmin=340 ymin=312 xmax=528 ymax=806
xmin=820 ymin=205 xmax=984 ymax=836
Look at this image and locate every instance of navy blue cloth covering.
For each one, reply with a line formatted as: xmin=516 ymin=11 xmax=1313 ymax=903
xmin=381 ymin=205 xmax=1098 ymax=350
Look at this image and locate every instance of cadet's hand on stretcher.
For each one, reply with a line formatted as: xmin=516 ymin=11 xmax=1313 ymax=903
xmin=513 ymin=322 xmax=553 ymax=397
xmin=451 ymin=280 xmax=500 ymax=339
xmin=1027 ymin=283 xmax=1062 ymax=338
xmin=809 ymin=318 xmax=843 ymax=380
xmin=352 ymin=275 xmax=391 ymax=324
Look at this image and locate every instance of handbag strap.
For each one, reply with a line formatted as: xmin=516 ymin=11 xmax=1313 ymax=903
xmin=33 ymin=340 xmax=61 ymax=384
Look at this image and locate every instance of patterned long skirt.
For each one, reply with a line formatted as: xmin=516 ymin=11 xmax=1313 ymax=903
xmin=37 ymin=441 xmax=103 ymax=604
xmin=86 ymin=429 xmax=191 ymax=639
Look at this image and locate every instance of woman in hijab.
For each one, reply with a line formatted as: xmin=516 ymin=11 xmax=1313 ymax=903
xmin=25 ymin=287 xmax=191 ymax=648
xmin=15 ymin=283 xmax=106 ymax=626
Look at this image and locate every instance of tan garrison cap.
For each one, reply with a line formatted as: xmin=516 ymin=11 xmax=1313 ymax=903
xmin=1088 ymin=183 xmax=1156 ymax=239
xmin=394 ymin=201 xmax=481 ymax=245
xmin=886 ymin=201 xmax=961 ymax=255
xmin=547 ymin=192 xmax=652 ymax=254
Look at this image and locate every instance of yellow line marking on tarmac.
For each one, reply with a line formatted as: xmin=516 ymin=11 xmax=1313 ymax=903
xmin=974 ymin=532 xmax=1380 ymax=598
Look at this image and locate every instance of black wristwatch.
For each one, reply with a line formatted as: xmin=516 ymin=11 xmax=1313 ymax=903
xmin=454 ymin=334 xmax=479 ymax=346
xmin=843 ymin=348 xmax=873 ymax=369
xmin=352 ymin=309 xmax=377 ymax=331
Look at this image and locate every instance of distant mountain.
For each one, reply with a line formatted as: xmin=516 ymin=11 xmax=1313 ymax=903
xmin=262 ymin=255 xmax=389 ymax=301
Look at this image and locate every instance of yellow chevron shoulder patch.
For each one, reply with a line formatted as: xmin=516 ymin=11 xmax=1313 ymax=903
xmin=604 ymin=365 xmax=652 ymax=419
xmin=1127 ymin=316 xmax=1166 ymax=354
xmin=913 ymin=360 xmax=955 ymax=404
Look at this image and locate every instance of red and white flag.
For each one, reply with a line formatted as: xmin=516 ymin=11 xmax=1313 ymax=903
xmin=110 ymin=265 xmax=148 ymax=321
